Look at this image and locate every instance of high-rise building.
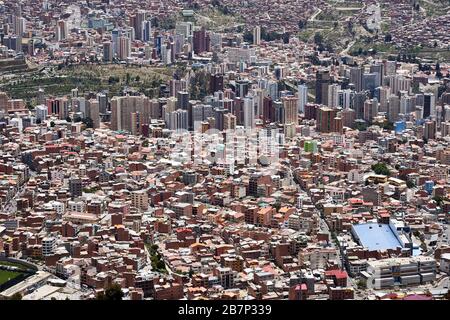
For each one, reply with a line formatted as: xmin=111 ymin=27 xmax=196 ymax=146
xmin=243 ymin=96 xmax=255 ymax=128
xmin=87 ymin=99 xmax=100 ymax=129
xmin=142 ymin=19 xmax=152 ymax=42
xmin=103 ymin=41 xmax=113 ymax=62
xmin=193 ymin=26 xmax=210 ymax=54
xmin=253 ymin=26 xmax=261 ymax=45
xmin=352 ymin=92 xmax=367 ymax=120
xmin=316 ymin=107 xmax=340 ymax=133
xmin=350 ymin=66 xmax=363 ymax=92
xmin=315 ymin=70 xmax=330 ymax=105
xmin=132 ymin=190 xmax=149 ymax=210
xmin=362 ymin=73 xmax=377 ymax=94
xmin=69 ymin=177 xmax=83 ymax=199
xmin=111 ymin=95 xmax=153 ymax=132
xmin=236 ymin=79 xmax=250 ymax=98
xmin=268 ymin=80 xmax=278 ymax=100
xmin=118 ymin=36 xmax=131 ymax=61
xmin=35 ymin=105 xmax=48 ymax=122
xmin=399 ymin=94 xmax=415 ymax=115
xmin=340 ymin=108 xmax=356 ymax=128
xmin=42 ymin=237 xmax=56 ymax=256
xmin=224 ymin=113 xmax=237 ymax=130
xmin=328 ymin=84 xmax=341 ymax=108
xmin=56 ymin=20 xmax=68 ymax=41
xmin=388 ymin=95 xmax=400 ymax=122
xmin=175 ymin=22 xmax=193 ymax=40
xmin=97 ymin=92 xmax=108 ymax=115
xmin=47 ymin=97 xmax=68 ymax=119
xmin=177 ymin=91 xmax=189 ymax=110
xmin=166 ymin=109 xmax=188 ymax=130
xmin=423 ymin=93 xmax=436 ymax=119
xmin=370 ymin=64 xmax=384 ymax=87
xmin=0 ymin=91 xmax=9 ymax=114
xmin=209 ymin=74 xmax=224 ymax=94
xmin=338 ymin=89 xmax=355 ymax=109
xmin=363 ymin=98 xmax=379 ymax=123
xmin=423 ymin=120 xmax=436 ymax=140
xmin=390 ymin=75 xmax=411 ymax=96
xmin=214 ymin=108 xmax=229 ymax=131
xmin=130 ymin=10 xmax=148 ymax=41
xmin=281 ymin=96 xmax=298 ymax=124
xmin=297 ymin=84 xmax=308 ymax=113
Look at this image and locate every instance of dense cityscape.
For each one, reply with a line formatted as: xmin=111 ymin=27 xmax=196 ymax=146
xmin=0 ymin=0 xmax=449 ymax=301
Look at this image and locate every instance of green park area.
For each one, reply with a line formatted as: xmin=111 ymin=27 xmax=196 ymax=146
xmin=0 ymin=63 xmax=175 ymax=104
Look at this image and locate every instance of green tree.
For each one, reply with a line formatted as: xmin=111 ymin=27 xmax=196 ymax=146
xmin=243 ymin=30 xmax=253 ymax=43
xmin=298 ymin=20 xmax=306 ymax=29
xmin=406 ymin=180 xmax=416 ymax=189
xmin=355 ymin=122 xmax=368 ymax=131
xmin=9 ymin=292 xmax=22 ymax=300
xmin=82 ymin=117 xmax=94 ymax=129
xmin=371 ymin=163 xmax=391 ymax=176
xmin=313 ymin=32 xmax=323 ymax=45
xmin=357 ymin=279 xmax=367 ymax=289
xmin=97 ymin=283 xmax=124 ymax=301
xmin=432 ymin=196 xmax=445 ymax=206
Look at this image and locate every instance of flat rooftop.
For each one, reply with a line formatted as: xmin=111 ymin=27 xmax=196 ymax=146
xmin=352 ymin=223 xmax=402 ymax=251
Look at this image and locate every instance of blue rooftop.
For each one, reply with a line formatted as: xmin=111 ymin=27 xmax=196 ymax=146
xmin=352 ymin=223 xmax=402 ymax=251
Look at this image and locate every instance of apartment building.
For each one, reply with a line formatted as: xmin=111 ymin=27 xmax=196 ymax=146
xmin=362 ymin=256 xmax=436 ymax=289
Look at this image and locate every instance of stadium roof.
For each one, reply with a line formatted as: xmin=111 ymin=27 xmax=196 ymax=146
xmin=352 ymin=223 xmax=402 ymax=251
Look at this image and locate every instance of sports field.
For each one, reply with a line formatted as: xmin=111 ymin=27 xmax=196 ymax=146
xmin=0 ymin=270 xmax=22 ymax=286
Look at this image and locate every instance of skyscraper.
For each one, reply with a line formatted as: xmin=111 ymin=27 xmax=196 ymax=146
xmin=281 ymin=96 xmax=298 ymax=124
xmin=362 ymin=73 xmax=377 ymax=94
xmin=87 ymin=99 xmax=100 ymax=129
xmin=370 ymin=64 xmax=384 ymax=87
xmin=315 ymin=70 xmax=330 ymax=105
xmin=69 ymin=177 xmax=82 ymax=199
xmin=111 ymin=95 xmax=152 ymax=132
xmin=142 ymin=19 xmax=152 ymax=42
xmin=352 ymin=92 xmax=367 ymax=120
xmin=363 ymin=98 xmax=378 ymax=123
xmin=118 ymin=36 xmax=131 ymax=61
xmin=338 ymin=89 xmax=355 ymax=109
xmin=243 ymin=96 xmax=255 ymax=128
xmin=193 ymin=26 xmax=210 ymax=54
xmin=297 ymin=84 xmax=308 ymax=113
xmin=316 ymin=107 xmax=339 ymax=133
xmin=103 ymin=41 xmax=113 ymax=62
xmin=97 ymin=92 xmax=108 ymax=115
xmin=56 ymin=20 xmax=68 ymax=41
xmin=350 ymin=66 xmax=363 ymax=92
xmin=423 ymin=93 xmax=435 ymax=119
xmin=388 ymin=95 xmax=400 ymax=122
xmin=327 ymin=84 xmax=341 ymax=108
xmin=253 ymin=26 xmax=261 ymax=45
xmin=130 ymin=10 xmax=148 ymax=41
xmin=166 ymin=109 xmax=188 ymax=130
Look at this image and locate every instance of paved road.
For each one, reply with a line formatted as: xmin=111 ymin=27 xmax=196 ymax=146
xmin=434 ymin=276 xmax=449 ymax=290
xmin=308 ymin=8 xmax=323 ymax=22
xmin=340 ymin=40 xmax=356 ymax=55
